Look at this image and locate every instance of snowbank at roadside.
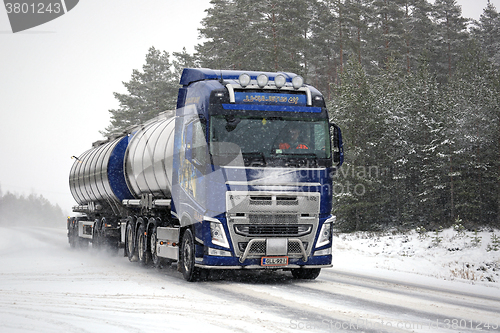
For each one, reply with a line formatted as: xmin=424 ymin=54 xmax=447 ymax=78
xmin=332 ymin=227 xmax=500 ymax=287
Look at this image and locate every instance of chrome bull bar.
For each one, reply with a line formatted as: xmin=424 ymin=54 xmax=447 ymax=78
xmin=239 ymin=238 xmax=308 ymax=263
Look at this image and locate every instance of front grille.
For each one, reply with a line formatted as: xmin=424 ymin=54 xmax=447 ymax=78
xmin=238 ymin=240 xmax=308 ymax=255
xmin=234 ymin=224 xmax=312 ymax=237
xmin=239 ymin=240 xmax=266 ymax=255
xmin=248 ymin=196 xmax=299 ymax=206
xmin=276 ymin=196 xmax=298 ymax=206
xmin=250 ymin=196 xmax=272 ymax=205
xmin=248 ymin=214 xmax=298 ymax=224
xmin=288 ymin=241 xmax=307 ymax=253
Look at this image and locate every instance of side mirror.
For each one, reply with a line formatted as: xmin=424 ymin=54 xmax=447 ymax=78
xmin=329 ymin=123 xmax=344 ymax=166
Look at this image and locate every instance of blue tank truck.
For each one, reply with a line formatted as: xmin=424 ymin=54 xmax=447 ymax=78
xmin=68 ymin=68 xmax=344 ymax=281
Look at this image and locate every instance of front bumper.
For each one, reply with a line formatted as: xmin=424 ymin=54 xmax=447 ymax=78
xmin=194 ymin=253 xmax=332 ymax=269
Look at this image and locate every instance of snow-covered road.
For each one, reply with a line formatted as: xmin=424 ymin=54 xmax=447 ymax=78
xmin=1 ymin=226 xmax=499 ymax=333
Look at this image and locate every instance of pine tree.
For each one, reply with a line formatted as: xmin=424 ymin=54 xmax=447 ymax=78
xmin=330 ymin=57 xmax=389 ymax=231
xmin=173 ymin=47 xmax=199 ymax=80
xmin=197 ymin=0 xmax=314 ymax=74
xmin=431 ymin=0 xmax=469 ymax=81
xmin=401 ymin=0 xmax=436 ymax=73
xmin=196 ymin=0 xmax=259 ymax=70
xmin=447 ymin=43 xmax=500 ymax=226
xmin=367 ymin=0 xmax=407 ymax=72
xmin=102 ymin=47 xmax=178 ymax=137
xmin=398 ymin=60 xmax=448 ymax=226
xmin=345 ymin=0 xmax=372 ymax=68
xmin=263 ymin=0 xmax=313 ymax=74
xmin=309 ymin=0 xmax=341 ymax=95
xmin=472 ymin=1 xmax=500 ymax=67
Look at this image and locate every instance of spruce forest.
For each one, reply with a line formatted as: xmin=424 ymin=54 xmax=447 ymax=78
xmin=103 ymin=0 xmax=500 ymax=231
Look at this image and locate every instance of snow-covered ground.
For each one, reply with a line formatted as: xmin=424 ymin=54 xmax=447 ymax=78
xmin=332 ymin=227 xmax=500 ymax=287
xmin=1 ymin=225 xmax=499 ymax=333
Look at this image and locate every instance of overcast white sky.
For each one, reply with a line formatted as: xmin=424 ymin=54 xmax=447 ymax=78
xmin=0 ymin=0 xmax=498 ymax=213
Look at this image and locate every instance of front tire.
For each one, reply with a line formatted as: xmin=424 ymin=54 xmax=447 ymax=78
xmin=180 ymin=229 xmax=208 ymax=281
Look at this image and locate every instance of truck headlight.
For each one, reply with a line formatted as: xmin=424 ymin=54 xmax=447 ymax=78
xmin=239 ymin=73 xmax=251 ymax=87
xmin=210 ymin=220 xmax=230 ymax=248
xmin=316 ymin=222 xmax=332 ymax=248
xmin=274 ymin=74 xmax=286 ymax=88
xmin=257 ymin=74 xmax=269 ymax=88
xmin=292 ymin=75 xmax=304 ymax=89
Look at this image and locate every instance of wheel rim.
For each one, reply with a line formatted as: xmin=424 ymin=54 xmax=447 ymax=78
xmin=127 ymin=225 xmax=134 ymax=255
xmin=183 ymin=234 xmax=193 ymax=274
xmin=150 ymin=229 xmax=158 ymax=264
xmin=137 ymin=229 xmax=144 ymax=262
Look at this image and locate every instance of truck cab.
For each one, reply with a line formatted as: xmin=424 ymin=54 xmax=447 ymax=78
xmin=168 ymin=69 xmax=343 ymax=280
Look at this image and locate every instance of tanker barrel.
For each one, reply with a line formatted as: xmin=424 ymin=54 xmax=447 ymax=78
xmin=69 ymin=136 xmax=134 ymax=206
xmin=124 ymin=116 xmax=175 ymax=200
xmin=69 ymin=111 xmax=176 ymax=209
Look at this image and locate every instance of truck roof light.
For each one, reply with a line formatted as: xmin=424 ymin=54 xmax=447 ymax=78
xmin=274 ymin=74 xmax=286 ymax=88
xmin=239 ymin=73 xmax=251 ymax=87
xmin=257 ymin=74 xmax=269 ymax=88
xmin=292 ymin=75 xmax=304 ymax=89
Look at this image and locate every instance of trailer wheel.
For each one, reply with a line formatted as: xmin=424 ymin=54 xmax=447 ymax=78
xmin=137 ymin=224 xmax=151 ymax=266
xmin=68 ymin=221 xmax=77 ymax=248
xmin=291 ymin=268 xmax=321 ymax=280
xmin=92 ymin=221 xmax=101 ymax=249
xmin=150 ymin=225 xmax=162 ymax=268
xmin=180 ymin=229 xmax=208 ymax=281
xmin=126 ymin=222 xmax=138 ymax=262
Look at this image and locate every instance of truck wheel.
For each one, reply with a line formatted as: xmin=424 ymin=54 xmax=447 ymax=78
xmin=92 ymin=222 xmax=101 ymax=249
xmin=126 ymin=222 xmax=138 ymax=262
xmin=68 ymin=223 xmax=76 ymax=248
xmin=137 ymin=224 xmax=151 ymax=266
xmin=291 ymin=268 xmax=321 ymax=280
xmin=180 ymin=229 xmax=206 ymax=281
xmin=150 ymin=225 xmax=162 ymax=268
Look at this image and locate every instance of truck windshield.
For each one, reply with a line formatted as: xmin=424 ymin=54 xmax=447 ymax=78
xmin=209 ymin=116 xmax=331 ymax=166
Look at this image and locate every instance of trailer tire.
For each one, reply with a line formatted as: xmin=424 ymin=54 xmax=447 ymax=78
xmin=137 ymin=223 xmax=151 ymax=266
xmin=150 ymin=225 xmax=162 ymax=268
xmin=180 ymin=228 xmax=207 ymax=282
xmin=68 ymin=222 xmax=77 ymax=248
xmin=126 ymin=222 xmax=138 ymax=262
xmin=92 ymin=221 xmax=101 ymax=249
xmin=291 ymin=268 xmax=321 ymax=280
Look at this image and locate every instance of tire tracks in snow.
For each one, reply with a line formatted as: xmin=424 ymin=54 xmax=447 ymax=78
xmin=190 ymin=269 xmax=500 ymax=333
xmin=322 ymin=269 xmax=500 ymax=314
